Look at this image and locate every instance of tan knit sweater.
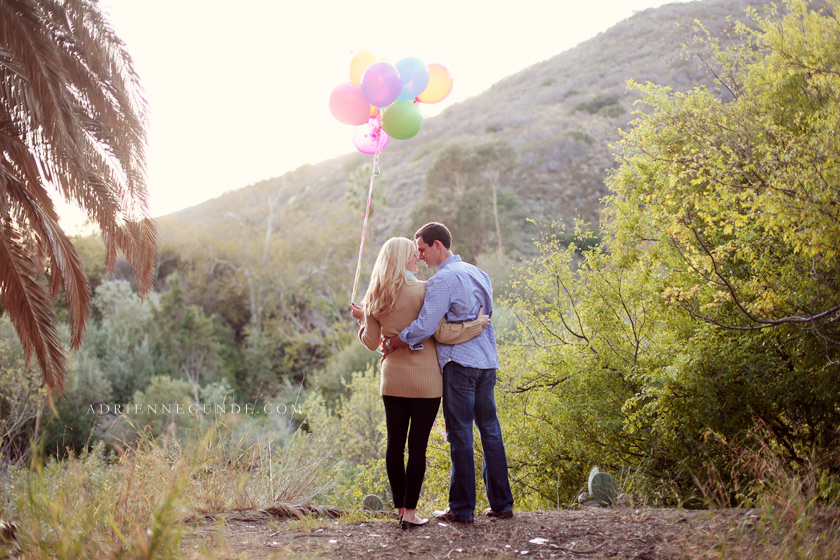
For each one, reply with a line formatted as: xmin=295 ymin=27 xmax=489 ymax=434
xmin=358 ymin=277 xmax=483 ymax=398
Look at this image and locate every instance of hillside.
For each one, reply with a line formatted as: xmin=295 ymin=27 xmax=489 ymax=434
xmin=157 ymin=0 xmax=771 ymax=255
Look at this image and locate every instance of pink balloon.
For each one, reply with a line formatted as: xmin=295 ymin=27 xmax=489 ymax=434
xmin=360 ymin=62 xmax=402 ymax=107
xmin=353 ymin=118 xmax=390 ymax=154
xmin=329 ymin=82 xmax=371 ymax=125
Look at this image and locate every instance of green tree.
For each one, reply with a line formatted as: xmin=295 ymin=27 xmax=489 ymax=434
xmin=604 ymin=0 xmax=840 ymax=466
xmin=612 ymin=1 xmax=840 ymax=342
xmin=412 ymin=138 xmax=517 ymax=261
xmin=345 ymin=163 xmax=387 ymax=218
xmin=499 ymin=0 xmax=840 ymax=506
xmin=162 ymin=190 xmax=358 ymax=398
xmin=86 ymin=280 xmax=157 ymax=403
xmin=152 ymin=273 xmax=233 ymax=403
xmin=0 ymin=0 xmax=156 ymax=391
xmin=41 ymin=326 xmax=114 ymax=457
xmin=129 ymin=375 xmax=196 ymax=437
xmin=500 ymin=224 xmax=666 ymax=506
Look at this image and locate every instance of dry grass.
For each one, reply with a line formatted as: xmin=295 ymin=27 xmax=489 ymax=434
xmin=0 ymin=416 xmax=340 ymax=560
xmin=689 ymin=431 xmax=840 ymax=560
xmin=3 ymin=416 xmax=839 ymax=560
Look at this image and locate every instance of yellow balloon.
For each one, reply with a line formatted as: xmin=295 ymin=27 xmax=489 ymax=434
xmin=417 ymin=63 xmax=453 ymax=103
xmin=350 ymin=50 xmax=378 ymax=85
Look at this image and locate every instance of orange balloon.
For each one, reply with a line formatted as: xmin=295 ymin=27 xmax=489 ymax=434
xmin=350 ymin=50 xmax=377 ymax=85
xmin=417 ymin=63 xmax=453 ymax=103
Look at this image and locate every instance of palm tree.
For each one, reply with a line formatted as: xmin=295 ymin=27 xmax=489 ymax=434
xmin=0 ymin=0 xmax=157 ymax=392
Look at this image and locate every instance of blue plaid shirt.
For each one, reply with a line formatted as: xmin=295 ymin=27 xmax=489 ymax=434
xmin=398 ymin=255 xmax=499 ymax=370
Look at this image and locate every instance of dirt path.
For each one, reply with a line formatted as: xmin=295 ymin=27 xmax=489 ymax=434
xmin=184 ymin=507 xmax=767 ymax=559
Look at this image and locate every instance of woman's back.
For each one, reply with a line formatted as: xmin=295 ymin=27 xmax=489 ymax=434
xmin=374 ymin=278 xmax=433 ymax=341
xmin=360 ymin=278 xmax=442 ymax=398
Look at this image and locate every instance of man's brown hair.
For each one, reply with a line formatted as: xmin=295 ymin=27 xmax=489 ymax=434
xmin=414 ymin=222 xmax=452 ymax=250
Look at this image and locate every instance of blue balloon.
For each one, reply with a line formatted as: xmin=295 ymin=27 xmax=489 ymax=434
xmin=395 ymin=57 xmax=430 ymax=102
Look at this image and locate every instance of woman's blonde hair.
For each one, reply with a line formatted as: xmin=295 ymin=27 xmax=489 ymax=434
xmin=361 ymin=237 xmax=417 ymax=318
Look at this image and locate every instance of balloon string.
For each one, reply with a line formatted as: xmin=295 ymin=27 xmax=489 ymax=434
xmin=433 ymin=420 xmax=447 ymax=438
xmin=350 ymin=134 xmax=382 ymax=303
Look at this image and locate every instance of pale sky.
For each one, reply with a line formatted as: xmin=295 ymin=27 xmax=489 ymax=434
xmin=79 ymin=0 xmax=690 ymax=226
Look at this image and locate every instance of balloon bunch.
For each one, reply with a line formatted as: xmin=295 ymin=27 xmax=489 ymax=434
xmin=334 ymin=51 xmax=453 ymax=302
xmin=329 ymin=50 xmax=453 ymax=153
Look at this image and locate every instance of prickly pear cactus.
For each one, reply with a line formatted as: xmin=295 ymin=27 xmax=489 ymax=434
xmin=362 ymin=494 xmax=384 ymax=511
xmin=587 ymin=466 xmax=600 ymax=489
xmin=587 ymin=467 xmax=618 ymax=507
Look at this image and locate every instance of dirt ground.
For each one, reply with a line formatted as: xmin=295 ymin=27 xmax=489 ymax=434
xmin=182 ymin=505 xmax=801 ymax=559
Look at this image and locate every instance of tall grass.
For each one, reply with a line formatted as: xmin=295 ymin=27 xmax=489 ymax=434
xmin=692 ymin=431 xmax=840 ymax=560
xmin=0 ymin=413 xmax=339 ymax=559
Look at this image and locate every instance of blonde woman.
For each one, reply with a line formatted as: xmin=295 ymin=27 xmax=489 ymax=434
xmin=351 ymin=237 xmax=489 ymax=528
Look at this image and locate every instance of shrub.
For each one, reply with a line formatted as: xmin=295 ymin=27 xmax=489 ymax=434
xmin=0 ymin=316 xmax=45 ymax=463
xmin=573 ymin=93 xmax=620 ymax=114
xmin=564 ymin=130 xmax=596 ymax=145
xmin=597 ymin=104 xmax=626 ymax=117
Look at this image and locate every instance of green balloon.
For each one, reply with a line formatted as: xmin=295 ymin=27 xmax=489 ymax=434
xmin=382 ymin=100 xmax=423 ymax=140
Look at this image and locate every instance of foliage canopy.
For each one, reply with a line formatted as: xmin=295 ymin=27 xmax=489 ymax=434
xmin=499 ymin=0 xmax=840 ymax=506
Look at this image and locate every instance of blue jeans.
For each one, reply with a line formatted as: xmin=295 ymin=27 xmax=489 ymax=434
xmin=442 ymin=362 xmax=514 ymax=520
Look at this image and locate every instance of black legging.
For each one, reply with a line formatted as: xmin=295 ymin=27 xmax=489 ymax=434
xmin=381 ymin=395 xmax=441 ymax=510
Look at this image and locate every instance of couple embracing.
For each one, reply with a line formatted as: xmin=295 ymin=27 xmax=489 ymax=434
xmin=351 ymin=222 xmax=514 ymax=527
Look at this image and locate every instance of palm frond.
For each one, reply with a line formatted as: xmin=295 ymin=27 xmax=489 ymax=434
xmin=0 ymin=0 xmax=157 ymax=389
xmin=0 ymin=215 xmax=66 ymax=391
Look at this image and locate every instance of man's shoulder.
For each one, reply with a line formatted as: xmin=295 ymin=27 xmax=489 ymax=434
xmin=426 ymin=271 xmax=451 ymax=289
xmin=446 ymin=259 xmax=490 ymax=281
